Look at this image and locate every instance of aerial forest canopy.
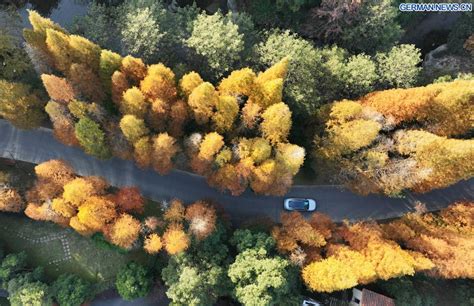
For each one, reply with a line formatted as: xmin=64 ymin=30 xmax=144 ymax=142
xmin=0 ymin=9 xmax=470 ymax=197
xmin=23 ymin=10 xmax=305 ymax=196
xmin=313 ymin=80 xmax=474 ymax=196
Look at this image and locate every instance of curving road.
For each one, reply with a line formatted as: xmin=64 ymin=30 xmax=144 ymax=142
xmin=0 ymin=119 xmax=472 ymax=223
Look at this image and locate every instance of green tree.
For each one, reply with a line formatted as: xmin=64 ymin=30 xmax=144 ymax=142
xmin=51 ymin=274 xmax=92 ymax=306
xmin=117 ymin=3 xmax=165 ymax=62
xmin=162 ymin=222 xmax=231 ymax=306
xmin=0 ymin=30 xmax=34 ymax=82
xmin=447 ymin=13 xmax=473 ymax=55
xmin=228 ymin=248 xmax=300 ymax=306
xmin=255 ymin=30 xmax=323 ymax=117
xmin=376 ymin=44 xmax=422 ymax=88
xmin=230 ymin=229 xmax=275 ymax=253
xmin=9 ymin=281 xmax=51 ymax=306
xmin=228 ymin=230 xmax=300 ymax=306
xmin=162 ymin=257 xmax=229 ymax=306
xmin=340 ymin=0 xmax=402 ymax=54
xmin=70 ymin=2 xmax=117 ymax=50
xmin=186 ymin=12 xmax=245 ymax=80
xmin=75 ymin=117 xmax=111 ymax=159
xmin=0 ymin=252 xmax=28 ymax=283
xmin=115 ymin=262 xmax=152 ymax=301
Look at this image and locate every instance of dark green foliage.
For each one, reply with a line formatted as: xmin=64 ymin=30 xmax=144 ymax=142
xmin=378 ymin=277 xmax=432 ymax=306
xmin=162 ymin=222 xmax=232 ymax=305
xmin=453 ymin=279 xmax=474 ymax=306
xmin=230 ymin=229 xmax=276 ymax=253
xmin=70 ymin=2 xmax=118 ymax=50
xmin=8 ymin=281 xmax=51 ymax=306
xmin=447 ymin=12 xmax=474 ymax=55
xmin=228 ymin=247 xmax=301 ymax=306
xmin=52 ymin=274 xmax=92 ymax=306
xmin=243 ymin=0 xmax=317 ymax=30
xmin=115 ymin=262 xmax=152 ymax=301
xmin=75 ymin=117 xmax=111 ymax=159
xmin=339 ymin=0 xmax=402 ymax=54
xmin=5 ymin=265 xmax=50 ymax=306
xmin=228 ymin=229 xmax=300 ymax=305
xmin=0 ymin=252 xmax=27 ymax=284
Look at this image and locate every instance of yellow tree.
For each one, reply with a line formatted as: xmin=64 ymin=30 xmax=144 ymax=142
xmin=179 ymin=71 xmax=203 ymax=97
xmin=261 ymin=102 xmax=292 ymax=144
xmin=213 ymin=95 xmax=239 ymax=132
xmin=121 ymin=87 xmax=148 ymax=117
xmin=187 ymin=82 xmax=218 ymax=125
xmin=45 ymin=28 xmax=71 ymax=72
xmin=163 ymin=199 xmax=186 ymax=223
xmin=163 ymin=224 xmax=190 ymax=255
xmin=218 ymin=68 xmax=256 ymax=97
xmin=144 ymin=233 xmax=163 ymax=254
xmin=396 ymin=130 xmax=474 ymax=192
xmin=51 ymin=197 xmax=76 ymax=218
xmin=99 ymin=50 xmax=122 ymax=91
xmin=76 ymin=196 xmax=117 ymax=232
xmin=34 ymin=159 xmax=75 ymax=186
xmin=198 ymin=132 xmax=224 ymax=162
xmin=133 ymin=136 xmax=153 ymax=168
xmin=108 ymin=214 xmax=141 ymax=249
xmin=62 ymin=177 xmax=96 ymax=207
xmin=152 ymin=133 xmax=180 ymax=175
xmin=276 ymin=143 xmax=305 ymax=175
xmin=69 ymin=35 xmax=101 ymax=70
xmin=140 ymin=63 xmax=176 ymax=102
xmin=241 ymin=102 xmax=262 ymax=129
xmin=120 ymin=115 xmax=149 ymax=143
xmin=121 ymin=55 xmax=147 ymax=82
xmin=302 ymin=257 xmax=359 ymax=293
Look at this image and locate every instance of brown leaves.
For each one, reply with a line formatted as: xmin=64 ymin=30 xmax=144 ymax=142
xmin=185 ymin=201 xmax=217 ymax=240
xmin=114 ymin=187 xmax=145 ymax=214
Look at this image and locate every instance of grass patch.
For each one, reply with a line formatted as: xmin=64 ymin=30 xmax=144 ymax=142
xmin=0 ymin=158 xmax=165 ymax=290
xmin=0 ymin=213 xmax=154 ymax=289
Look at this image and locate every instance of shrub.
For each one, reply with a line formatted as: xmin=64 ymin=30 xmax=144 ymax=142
xmin=447 ymin=12 xmax=473 ymax=55
xmin=52 ymin=274 xmax=92 ymax=306
xmin=115 ymin=262 xmax=152 ymax=301
xmin=375 ymin=44 xmax=422 ymax=88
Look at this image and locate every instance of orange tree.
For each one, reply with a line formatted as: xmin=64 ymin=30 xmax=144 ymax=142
xmin=313 ymin=80 xmax=474 ymax=196
xmin=23 ymin=11 xmax=305 ymax=196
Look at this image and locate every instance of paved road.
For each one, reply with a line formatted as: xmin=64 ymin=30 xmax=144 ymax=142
xmin=0 ymin=120 xmax=472 ymax=223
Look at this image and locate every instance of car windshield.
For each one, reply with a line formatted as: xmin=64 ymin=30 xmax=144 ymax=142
xmin=289 ymin=199 xmax=309 ymax=210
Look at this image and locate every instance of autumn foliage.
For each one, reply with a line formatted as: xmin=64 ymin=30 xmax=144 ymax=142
xmin=270 ymin=204 xmax=473 ymax=293
xmin=314 ymin=80 xmax=474 ymax=196
xmin=25 ymin=11 xmax=304 ymax=196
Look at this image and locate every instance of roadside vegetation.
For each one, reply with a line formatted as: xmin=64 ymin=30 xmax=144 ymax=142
xmin=1 ymin=159 xmax=473 ymax=304
xmin=0 ymin=0 xmax=473 ymax=305
xmin=1 ymin=6 xmax=472 ymax=197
